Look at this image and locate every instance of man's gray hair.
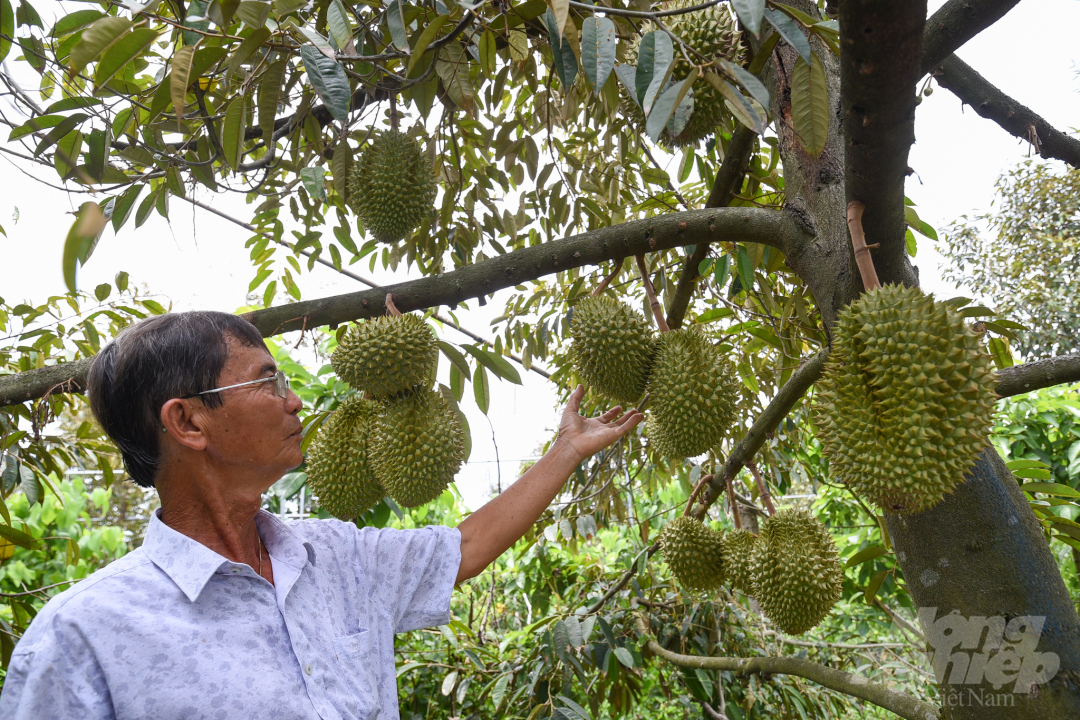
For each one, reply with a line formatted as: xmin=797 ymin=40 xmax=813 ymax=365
xmin=87 ymin=311 xmax=265 ymax=487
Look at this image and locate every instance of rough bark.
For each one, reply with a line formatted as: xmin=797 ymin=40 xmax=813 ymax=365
xmin=996 ymin=354 xmax=1080 ymax=399
xmin=921 ymin=0 xmax=1022 ymax=74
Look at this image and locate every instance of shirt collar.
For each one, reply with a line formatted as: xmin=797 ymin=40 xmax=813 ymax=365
xmin=143 ymin=508 xmax=317 ymax=603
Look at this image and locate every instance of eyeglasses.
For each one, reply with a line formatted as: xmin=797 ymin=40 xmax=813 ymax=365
xmin=181 ymin=370 xmax=291 ymax=400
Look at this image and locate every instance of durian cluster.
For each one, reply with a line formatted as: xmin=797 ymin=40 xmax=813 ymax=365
xmin=815 ymin=284 xmax=997 ymax=514
xmin=659 ymin=509 xmax=842 ymax=635
xmin=306 ymin=314 xmax=465 ymax=518
xmin=623 ymin=0 xmax=744 ymax=147
xmin=346 ymin=130 xmax=437 ymax=244
xmin=569 ymin=296 xmax=738 ymax=459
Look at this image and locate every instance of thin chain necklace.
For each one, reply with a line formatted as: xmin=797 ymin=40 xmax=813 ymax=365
xmin=256 ymin=530 xmax=263 ymax=578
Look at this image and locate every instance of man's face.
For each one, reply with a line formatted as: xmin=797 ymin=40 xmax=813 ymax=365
xmin=198 ymin=339 xmax=304 ymax=482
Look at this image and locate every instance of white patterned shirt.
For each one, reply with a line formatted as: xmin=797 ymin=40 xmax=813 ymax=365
xmin=0 ymin=509 xmax=461 ymax=720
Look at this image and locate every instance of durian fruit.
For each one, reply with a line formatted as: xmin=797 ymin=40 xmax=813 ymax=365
xmin=647 ymin=327 xmax=739 ymax=459
xmin=622 ymin=0 xmax=744 ymax=147
xmin=659 ymin=516 xmax=726 ymax=591
xmin=346 ymin=129 xmax=437 ymax=243
xmin=570 ymin=296 xmax=656 ymax=404
xmin=814 ymin=284 xmax=997 ymax=514
xmin=305 ymin=396 xmax=385 ymax=519
xmin=722 ymin=528 xmax=758 ymax=595
xmin=369 ymin=388 xmax=465 ymax=507
xmin=332 ymin=314 xmax=438 ymax=398
xmin=750 ymin=508 xmax=843 ymax=635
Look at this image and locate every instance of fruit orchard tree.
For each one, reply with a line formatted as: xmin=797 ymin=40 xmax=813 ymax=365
xmin=3 ymin=0 xmax=1080 ymax=717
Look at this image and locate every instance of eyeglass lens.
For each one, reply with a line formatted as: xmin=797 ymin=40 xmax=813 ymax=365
xmin=275 ymin=371 xmax=290 ymax=399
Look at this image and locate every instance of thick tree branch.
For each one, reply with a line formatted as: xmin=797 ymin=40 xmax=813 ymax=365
xmin=639 ymin=620 xmax=941 ymax=720
xmin=839 ymin=1 xmax=925 ymax=289
xmin=666 ymin=124 xmax=757 ymax=330
xmin=996 ymin=353 xmax=1080 ymax=398
xmin=1 ymin=208 xmax=806 ymax=408
xmin=921 ymin=0 xmax=1021 ymax=74
xmin=934 ymin=55 xmax=1080 ymax=170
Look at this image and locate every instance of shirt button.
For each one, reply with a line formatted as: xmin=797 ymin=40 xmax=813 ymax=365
xmin=231 ymin=568 xmax=240 ymax=574
xmin=304 ymin=664 xmax=313 ymax=675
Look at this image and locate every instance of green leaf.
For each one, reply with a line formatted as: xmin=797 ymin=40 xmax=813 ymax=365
xmin=1007 ymin=459 xmax=1050 ymax=471
xmin=94 ymin=27 xmax=158 ymax=90
xmin=226 ymin=26 xmax=271 ymax=78
xmin=731 ymin=0 xmax=764 ymax=35
xmin=556 ymin=696 xmax=593 ymax=720
xmin=184 ymin=0 xmax=210 ymax=44
xmin=547 ymin=0 xmax=569 ymax=40
xmin=0 ymin=523 xmax=36 ymax=549
xmin=646 ymin=74 xmax=695 ymax=143
xmin=613 ymin=646 xmax=634 ymax=668
xmin=44 ymin=96 xmax=102 ymax=114
xmin=461 ymin=345 xmax=522 ymax=385
xmin=62 ymin=201 xmax=107 ymax=294
xmin=51 ymin=8 xmax=103 ymax=37
xmin=1014 ymin=467 xmax=1053 ymax=479
xmin=714 ymin=253 xmax=730 ymax=288
xmin=846 ymin=545 xmax=889 ymax=568
xmin=236 ymin=0 xmax=270 ymax=28
xmin=54 ymin=129 xmax=82 ymax=179
xmin=436 ymin=43 xmax=475 ymax=114
xmin=959 ymin=305 xmax=995 ymax=317
xmin=981 ymin=321 xmax=1018 ymax=341
xmin=790 ymin=53 xmax=828 ymax=157
xmin=478 ymin=29 xmax=496 ymax=77
xmin=492 ymin=673 xmax=510 ymax=709
xmin=32 ymin=113 xmax=86 ymax=157
xmin=614 ymin=64 xmax=639 ymax=108
xmin=300 ymin=166 xmax=326 ymax=202
xmin=326 ymin=0 xmax=353 ymax=51
xmin=69 ymin=16 xmax=132 ymax=78
xmin=763 ymin=8 xmax=810 ymax=65
xmin=864 ymin=569 xmax=888 ymax=604
xmin=293 ymin=25 xmax=336 ymax=59
xmin=258 ymin=59 xmax=287 ymax=142
xmin=170 ymin=46 xmax=196 ymax=129
xmin=905 ymin=227 xmax=917 ymax=257
xmin=221 ymin=96 xmax=247 ymax=169
xmin=1024 ymin=482 xmax=1080 ymax=497
xmin=1 ymin=0 xmax=15 ymax=63
xmin=704 ymin=72 xmax=763 ymax=135
xmin=94 ymin=283 xmax=111 ymax=301
xmin=406 ymin=14 xmax=449 ymax=77
xmin=580 ymin=16 xmax=615 ymax=95
xmin=386 ymin=0 xmax=410 ymax=51
xmin=543 ymin=8 xmax=577 ymax=90
xmin=636 ymin=31 xmax=673 ymax=115
xmin=720 ymin=59 xmax=770 ymax=110
xmin=111 ymin=185 xmax=143 ymax=232
xmin=736 ymin=245 xmax=754 ymax=292
xmin=332 ymin=134 xmax=352 ymax=203
xmin=473 ymin=364 xmax=490 ymax=414
xmin=987 ymin=336 xmax=1014 ymax=370
xmin=437 ymin=340 xmax=472 ymax=380
xmin=301 ymin=46 xmax=351 ymax=123
xmin=115 ymin=270 xmax=129 ymax=291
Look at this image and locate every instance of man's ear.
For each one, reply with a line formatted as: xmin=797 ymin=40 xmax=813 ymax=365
xmin=160 ymin=398 xmax=209 ymax=451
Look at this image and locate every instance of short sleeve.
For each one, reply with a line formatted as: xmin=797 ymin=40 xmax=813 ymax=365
xmin=0 ymin=620 xmax=115 ymax=720
xmin=351 ymin=525 xmax=461 ymax=633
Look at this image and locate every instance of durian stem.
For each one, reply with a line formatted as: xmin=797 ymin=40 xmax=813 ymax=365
xmin=389 ymin=94 xmax=399 ymax=132
xmin=384 ymin=293 xmax=402 ymax=317
xmin=591 ymin=261 xmax=624 ymax=297
xmin=724 ymin=474 xmax=743 ymax=530
xmin=635 ymin=254 xmax=671 ymax=332
xmin=846 ymin=201 xmax=881 ymax=292
xmin=746 ymin=461 xmax=776 ymax=516
xmin=683 ymin=473 xmax=714 ymax=518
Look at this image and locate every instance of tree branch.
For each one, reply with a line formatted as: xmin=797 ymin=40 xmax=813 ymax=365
xmin=933 ymin=54 xmax=1080 ymax=170
xmin=996 ymin=353 xmax=1080 ymax=398
xmin=666 ymin=124 xmax=757 ymax=330
xmin=839 ymin=0 xmax=925 ymax=289
xmin=639 ymin=622 xmax=941 ymax=720
xmin=921 ymin=0 xmax=1021 ymax=75
xmin=1 ymin=207 xmax=804 ymax=408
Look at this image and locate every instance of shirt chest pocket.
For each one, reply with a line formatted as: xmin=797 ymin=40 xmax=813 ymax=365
xmin=329 ymin=626 xmax=381 ymax=720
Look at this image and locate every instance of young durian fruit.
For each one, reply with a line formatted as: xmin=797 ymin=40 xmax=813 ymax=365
xmin=659 ymin=516 xmax=726 ymax=591
xmin=569 ymin=296 xmax=656 ymax=404
xmin=647 ymin=327 xmax=739 ymax=459
xmin=305 ymin=396 xmax=385 ymax=519
xmin=814 ymin=284 xmax=997 ymax=514
xmin=346 ymin=129 xmax=437 ymax=243
xmin=750 ymin=508 xmax=843 ymax=635
xmin=331 ymin=314 xmax=438 ymax=398
xmin=369 ymin=388 xmax=465 ymax=507
xmin=622 ymin=0 xmax=744 ymax=147
xmin=722 ymin=528 xmax=758 ymax=595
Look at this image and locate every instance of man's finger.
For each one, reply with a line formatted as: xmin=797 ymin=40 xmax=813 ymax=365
xmin=566 ymin=384 xmax=585 ymax=415
xmin=597 ymin=405 xmax=622 ymax=422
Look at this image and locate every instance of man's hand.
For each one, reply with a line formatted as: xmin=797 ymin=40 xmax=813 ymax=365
xmin=554 ymin=384 xmax=644 ymax=464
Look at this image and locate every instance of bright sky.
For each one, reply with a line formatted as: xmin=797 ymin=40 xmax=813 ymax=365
xmin=1 ymin=0 xmax=1078 ymax=510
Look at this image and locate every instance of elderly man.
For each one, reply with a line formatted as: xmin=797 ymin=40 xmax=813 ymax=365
xmin=0 ymin=311 xmax=642 ymax=719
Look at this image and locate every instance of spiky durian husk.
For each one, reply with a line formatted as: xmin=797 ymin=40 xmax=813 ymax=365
xmin=659 ymin=516 xmax=726 ymax=591
xmin=369 ymin=388 xmax=465 ymax=507
xmin=622 ymin=0 xmax=744 ymax=147
xmin=305 ymin=396 xmax=385 ymax=519
xmin=647 ymin=327 xmax=739 ymax=459
xmin=722 ymin=528 xmax=758 ymax=595
xmin=570 ymin=296 xmax=655 ymax=403
xmin=331 ymin=314 xmax=438 ymax=398
xmin=346 ymin=130 xmax=437 ymax=243
xmin=815 ymin=284 xmax=997 ymax=514
xmin=750 ymin=508 xmax=842 ymax=635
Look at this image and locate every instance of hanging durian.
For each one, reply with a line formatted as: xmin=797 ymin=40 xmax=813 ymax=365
xmin=815 ymin=284 xmax=997 ymax=514
xmin=331 ymin=314 xmax=438 ymax=398
xmin=346 ymin=129 xmax=437 ymax=243
xmin=570 ymin=296 xmax=656 ymax=404
xmin=305 ymin=396 xmax=385 ymax=519
xmin=622 ymin=0 xmax=745 ymax=146
xmin=722 ymin=528 xmax=758 ymax=595
xmin=647 ymin=327 xmax=739 ymax=459
xmin=369 ymin=387 xmax=465 ymax=507
xmin=750 ymin=508 xmax=843 ymax=635
xmin=659 ymin=516 xmax=726 ymax=591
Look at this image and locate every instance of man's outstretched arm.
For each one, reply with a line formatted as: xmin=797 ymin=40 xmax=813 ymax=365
xmin=455 ymin=385 xmax=643 ymax=583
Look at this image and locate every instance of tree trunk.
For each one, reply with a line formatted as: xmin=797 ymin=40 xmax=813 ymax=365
xmin=885 ymin=449 xmax=1080 ymax=719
